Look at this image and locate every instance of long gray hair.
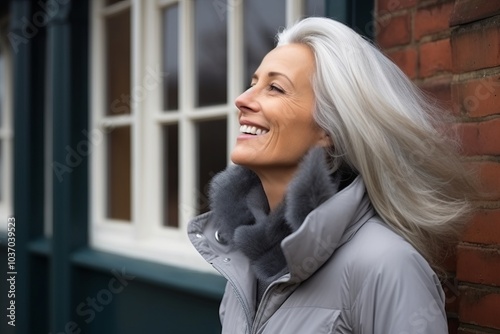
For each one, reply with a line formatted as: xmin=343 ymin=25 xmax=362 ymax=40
xmin=277 ymin=17 xmax=478 ymax=275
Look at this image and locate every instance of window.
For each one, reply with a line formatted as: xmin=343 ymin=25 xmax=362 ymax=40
xmin=0 ymin=19 xmax=13 ymax=231
xmin=91 ymin=0 xmax=328 ymax=271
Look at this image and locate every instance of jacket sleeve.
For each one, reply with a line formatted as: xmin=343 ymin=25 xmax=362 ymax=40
xmin=350 ymin=243 xmax=448 ymax=334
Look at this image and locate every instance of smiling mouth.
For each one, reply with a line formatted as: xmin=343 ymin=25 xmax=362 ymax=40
xmin=239 ymin=124 xmax=269 ymax=135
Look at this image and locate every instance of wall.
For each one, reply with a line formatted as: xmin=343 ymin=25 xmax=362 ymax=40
xmin=375 ymin=0 xmax=500 ymax=333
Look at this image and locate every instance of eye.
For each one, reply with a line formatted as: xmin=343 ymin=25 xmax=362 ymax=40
xmin=269 ymin=84 xmax=285 ymax=94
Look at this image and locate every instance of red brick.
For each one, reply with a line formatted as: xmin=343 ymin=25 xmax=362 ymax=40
xmin=469 ymin=161 xmax=500 ymax=200
xmin=386 ymin=48 xmax=418 ymax=78
xmin=457 ymin=244 xmax=500 ymax=286
xmin=377 ymin=13 xmax=412 ymax=48
xmin=377 ymin=0 xmax=417 ymax=13
xmin=451 ymin=19 xmax=500 ymax=73
xmin=419 ymin=75 xmax=453 ymax=107
xmin=462 ymin=210 xmax=500 ymax=245
xmin=451 ymin=75 xmax=500 ymax=117
xmin=455 ymin=122 xmax=478 ymax=155
xmin=459 ymin=286 xmax=500 ymax=329
xmin=420 ymin=38 xmax=452 ymax=77
xmin=415 ymin=2 xmax=455 ymax=40
xmin=455 ymin=119 xmax=500 ymax=156
xmin=450 ymin=0 xmax=500 ymax=26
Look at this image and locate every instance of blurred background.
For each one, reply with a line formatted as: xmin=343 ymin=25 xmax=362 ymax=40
xmin=0 ymin=0 xmax=498 ymax=333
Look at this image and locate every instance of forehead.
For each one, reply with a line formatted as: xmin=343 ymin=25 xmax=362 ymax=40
xmin=258 ymin=44 xmax=315 ymax=77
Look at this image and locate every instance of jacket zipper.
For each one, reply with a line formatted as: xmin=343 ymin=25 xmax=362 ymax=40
xmin=251 ymin=286 xmax=275 ymax=334
xmin=251 ymin=276 xmax=291 ymax=334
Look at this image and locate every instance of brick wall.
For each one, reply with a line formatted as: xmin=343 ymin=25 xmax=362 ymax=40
xmin=375 ymin=0 xmax=500 ymax=333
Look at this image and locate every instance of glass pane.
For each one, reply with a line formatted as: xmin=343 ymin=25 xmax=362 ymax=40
xmin=243 ymin=0 xmax=286 ymax=85
xmin=243 ymin=0 xmax=286 ymax=86
xmin=162 ymin=5 xmax=179 ymax=111
xmin=162 ymin=124 xmax=179 ymax=227
xmin=106 ymin=10 xmax=131 ymax=115
xmin=107 ymin=126 xmax=131 ymax=220
xmin=197 ymin=119 xmax=227 ymax=214
xmin=305 ymin=0 xmax=326 ymax=17
xmin=194 ymin=0 xmax=227 ymax=107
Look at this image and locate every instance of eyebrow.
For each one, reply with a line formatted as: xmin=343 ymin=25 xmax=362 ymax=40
xmin=252 ymin=71 xmax=295 ymax=88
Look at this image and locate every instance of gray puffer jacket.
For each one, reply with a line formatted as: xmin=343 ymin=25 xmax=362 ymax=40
xmin=188 ymin=149 xmax=447 ymax=334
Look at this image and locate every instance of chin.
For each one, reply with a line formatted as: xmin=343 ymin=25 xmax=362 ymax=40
xmin=230 ymin=152 xmax=250 ymax=167
xmin=231 ymin=145 xmax=259 ymax=166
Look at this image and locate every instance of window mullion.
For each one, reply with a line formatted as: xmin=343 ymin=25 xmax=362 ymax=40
xmin=101 ymin=0 xmax=132 ymax=16
xmin=99 ymin=114 xmax=133 ymax=127
xmin=287 ymin=0 xmax=303 ymax=25
xmin=130 ymin=0 xmax=143 ymax=235
xmin=178 ymin=0 xmax=196 ymax=229
xmin=227 ymin=0 xmax=243 ymax=165
xmin=142 ymin=0 xmax=165 ymax=235
xmin=153 ymin=113 xmax=180 ymax=124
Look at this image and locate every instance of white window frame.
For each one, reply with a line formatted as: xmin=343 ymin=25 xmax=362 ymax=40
xmin=0 ymin=20 xmax=14 ymax=232
xmin=90 ymin=0 xmax=309 ymax=272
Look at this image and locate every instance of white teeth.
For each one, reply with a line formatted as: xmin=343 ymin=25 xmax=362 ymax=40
xmin=239 ymin=124 xmax=268 ymax=135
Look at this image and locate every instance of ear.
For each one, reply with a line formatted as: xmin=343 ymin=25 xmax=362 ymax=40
xmin=317 ymin=130 xmax=333 ymax=148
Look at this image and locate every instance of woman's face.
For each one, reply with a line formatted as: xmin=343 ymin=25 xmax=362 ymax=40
xmin=231 ymin=43 xmax=328 ymax=171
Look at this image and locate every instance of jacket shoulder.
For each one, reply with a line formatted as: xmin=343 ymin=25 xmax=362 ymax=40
xmin=336 ymin=220 xmax=447 ymax=333
xmin=342 ymin=219 xmax=433 ymax=275
xmin=331 ymin=219 xmax=443 ymax=307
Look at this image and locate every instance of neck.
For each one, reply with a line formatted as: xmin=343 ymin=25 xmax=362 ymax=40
xmin=253 ymin=167 xmax=298 ymax=211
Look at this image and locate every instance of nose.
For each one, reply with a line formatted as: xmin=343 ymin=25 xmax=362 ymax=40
xmin=235 ymin=87 xmax=258 ymax=113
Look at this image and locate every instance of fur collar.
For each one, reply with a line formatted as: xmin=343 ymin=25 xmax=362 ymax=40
xmin=208 ymin=148 xmax=346 ymax=300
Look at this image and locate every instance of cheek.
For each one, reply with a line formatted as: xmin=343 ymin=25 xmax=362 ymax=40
xmin=249 ymin=99 xmax=319 ymax=159
xmin=277 ymin=99 xmax=309 ymax=122
xmin=273 ymin=121 xmax=322 ymax=158
xmin=277 ymin=107 xmax=319 ymax=145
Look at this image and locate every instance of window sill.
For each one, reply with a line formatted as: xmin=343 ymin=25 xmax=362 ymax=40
xmin=0 ymin=234 xmax=52 ymax=257
xmin=28 ymin=237 xmax=52 ymax=256
xmin=71 ymin=247 xmax=226 ymax=300
xmin=0 ymin=233 xmax=226 ymax=300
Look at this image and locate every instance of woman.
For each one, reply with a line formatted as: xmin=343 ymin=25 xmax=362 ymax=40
xmin=189 ymin=17 xmax=476 ymax=333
